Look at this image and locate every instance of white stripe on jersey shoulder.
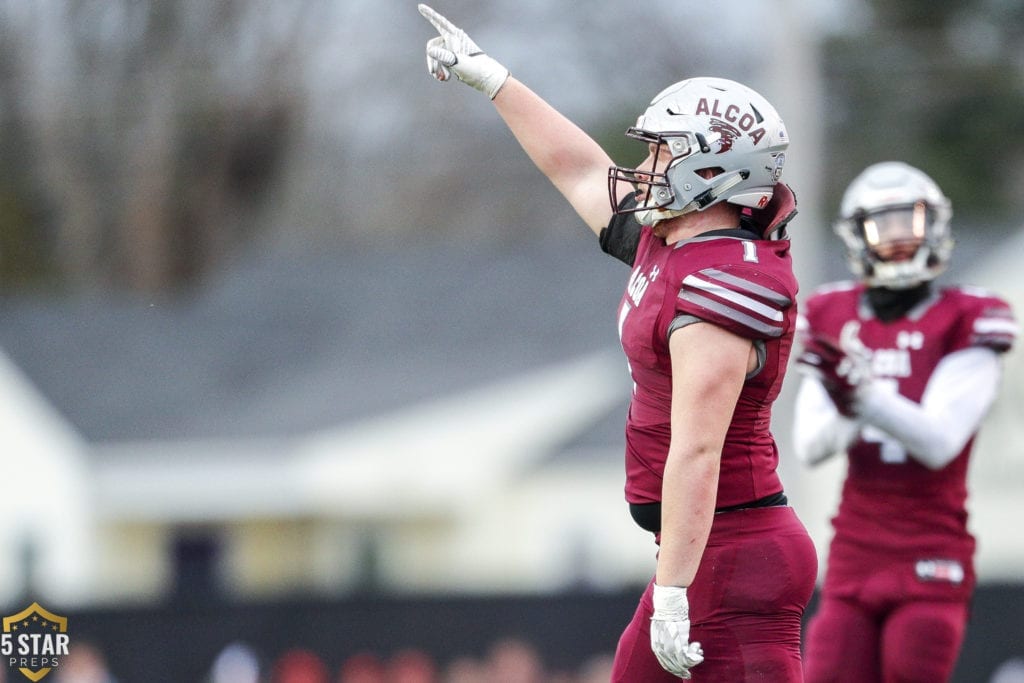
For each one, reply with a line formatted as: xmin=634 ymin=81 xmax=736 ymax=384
xmin=681 ymin=273 xmax=786 ymax=322
xmin=942 ymin=285 xmax=1017 ymax=338
xmin=696 ymin=268 xmax=791 ymax=306
xmin=974 ymin=317 xmax=1019 ymax=336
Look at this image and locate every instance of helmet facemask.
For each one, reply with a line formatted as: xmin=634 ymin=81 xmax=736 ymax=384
xmin=608 ymin=128 xmax=746 ymax=225
xmin=836 ymin=162 xmax=954 ymax=289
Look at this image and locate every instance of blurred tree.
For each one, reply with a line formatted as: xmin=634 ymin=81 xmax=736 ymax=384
xmin=0 ymin=0 xmax=305 ymax=292
xmin=2 ymin=0 xmax=1022 ymax=292
xmin=0 ymin=28 xmax=52 ymax=286
xmin=821 ymin=0 xmax=1024 ymax=223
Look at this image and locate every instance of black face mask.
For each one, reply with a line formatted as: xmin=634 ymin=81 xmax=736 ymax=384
xmin=867 ymin=282 xmax=932 ymax=322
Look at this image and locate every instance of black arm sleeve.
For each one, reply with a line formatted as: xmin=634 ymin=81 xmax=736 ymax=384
xmin=599 ymin=195 xmax=642 ymax=266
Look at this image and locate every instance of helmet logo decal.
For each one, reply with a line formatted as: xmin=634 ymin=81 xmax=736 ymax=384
xmin=694 ymin=98 xmax=766 ymax=145
xmin=707 ymin=119 xmax=741 ymax=154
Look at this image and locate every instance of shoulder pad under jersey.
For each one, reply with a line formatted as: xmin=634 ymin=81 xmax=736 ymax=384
xmin=946 ymin=286 xmax=1018 ymax=353
xmin=677 ymin=264 xmax=794 ymax=339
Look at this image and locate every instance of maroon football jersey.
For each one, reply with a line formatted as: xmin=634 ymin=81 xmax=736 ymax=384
xmin=615 ymin=226 xmax=798 ymax=508
xmin=803 ymin=281 xmax=1017 ymax=564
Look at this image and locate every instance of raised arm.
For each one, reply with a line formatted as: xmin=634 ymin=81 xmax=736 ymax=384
xmin=419 ymin=4 xmax=619 ymax=235
xmin=491 ymin=79 xmax=617 ymax=234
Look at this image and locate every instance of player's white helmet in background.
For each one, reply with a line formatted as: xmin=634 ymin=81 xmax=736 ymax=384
xmin=835 ymin=161 xmax=953 ymax=289
xmin=608 ymin=77 xmax=790 ymax=226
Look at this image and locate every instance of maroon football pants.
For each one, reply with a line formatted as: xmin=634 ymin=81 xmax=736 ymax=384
xmin=804 ymin=534 xmax=973 ymax=682
xmin=611 ymin=505 xmax=818 ymax=682
xmin=803 ymin=595 xmax=968 ymax=682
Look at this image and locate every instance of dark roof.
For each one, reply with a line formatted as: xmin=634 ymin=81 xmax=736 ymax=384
xmin=1 ymin=218 xmax=1007 ymax=447
xmin=0 ymin=233 xmax=629 ymax=444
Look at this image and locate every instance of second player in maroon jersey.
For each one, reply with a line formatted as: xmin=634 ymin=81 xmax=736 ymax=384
xmin=794 ymin=161 xmax=1018 ymax=683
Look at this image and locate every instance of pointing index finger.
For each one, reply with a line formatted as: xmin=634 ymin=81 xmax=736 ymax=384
xmin=418 ymin=4 xmax=457 ymax=38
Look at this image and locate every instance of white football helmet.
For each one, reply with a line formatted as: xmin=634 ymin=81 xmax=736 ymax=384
xmin=835 ymin=161 xmax=953 ymax=289
xmin=608 ymin=77 xmax=790 ymax=226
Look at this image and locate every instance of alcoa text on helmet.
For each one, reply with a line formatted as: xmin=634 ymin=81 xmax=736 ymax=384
xmin=835 ymin=161 xmax=953 ymax=289
xmin=609 ymin=77 xmax=790 ymax=226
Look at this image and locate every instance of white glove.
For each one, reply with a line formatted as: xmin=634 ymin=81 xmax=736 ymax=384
xmin=418 ymin=4 xmax=510 ymax=99
xmin=651 ymin=584 xmax=705 ymax=679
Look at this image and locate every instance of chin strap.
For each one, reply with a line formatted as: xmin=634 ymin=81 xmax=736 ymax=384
xmin=640 ymin=178 xmax=794 ymax=231
xmin=635 ymin=205 xmax=688 ymax=227
xmin=688 ymin=170 xmax=749 ymax=212
xmin=639 ymin=172 xmax=754 ymax=226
